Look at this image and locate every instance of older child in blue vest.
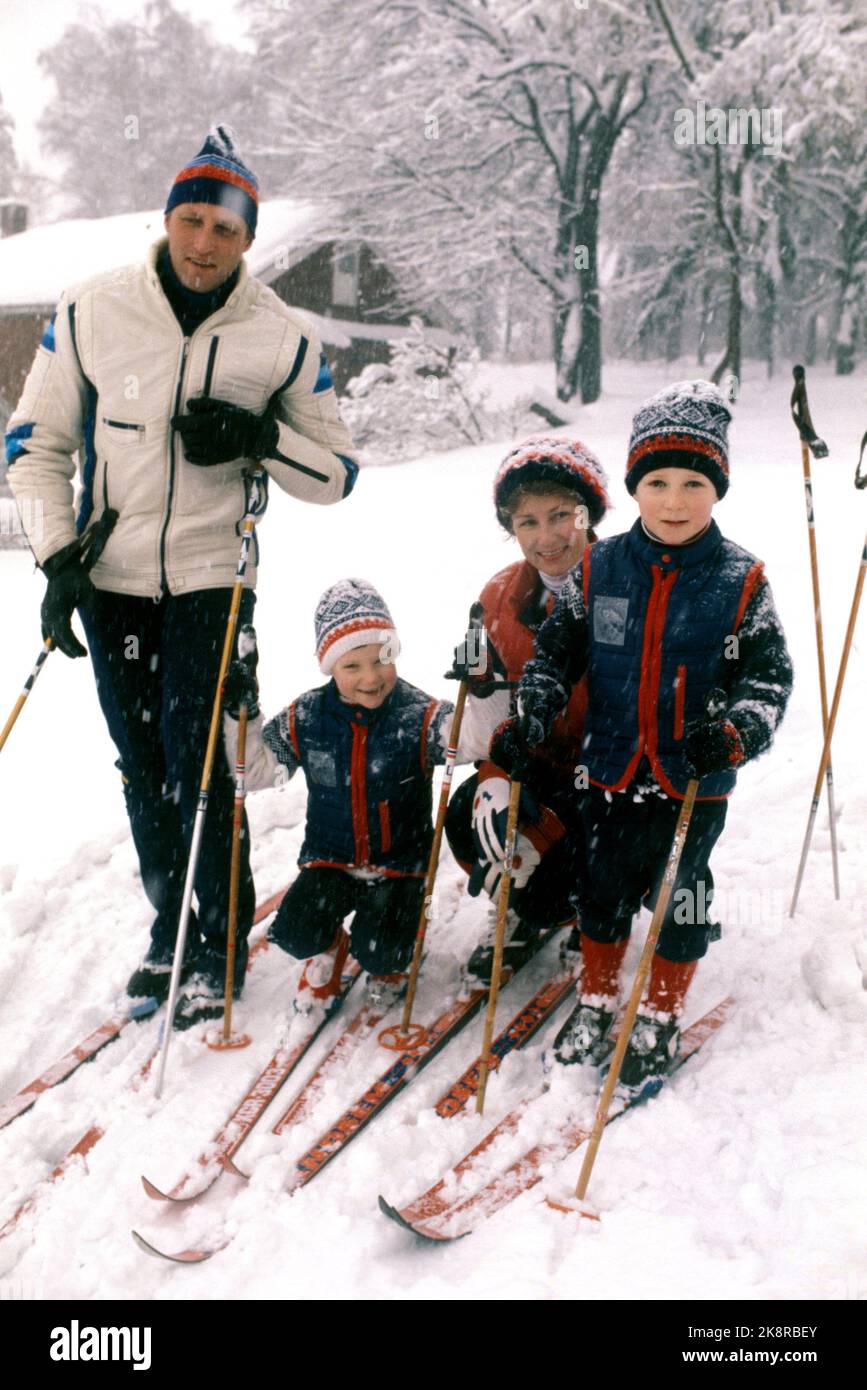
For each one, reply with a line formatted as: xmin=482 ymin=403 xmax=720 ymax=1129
xmin=224 ymin=579 xmax=507 ymax=1015
xmin=492 ymin=381 xmax=793 ymax=1086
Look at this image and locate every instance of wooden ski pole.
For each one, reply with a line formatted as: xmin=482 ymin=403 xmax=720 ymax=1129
xmin=213 ymin=703 xmax=250 ymax=1048
xmin=790 ymin=365 xmax=839 ymax=898
xmin=398 ymin=681 xmax=469 ymax=1041
xmin=155 ymin=471 xmax=265 ymax=1096
xmin=0 ymin=639 xmax=53 ymax=755
xmin=790 ymin=531 xmax=866 ymax=916
xmin=574 ymin=778 xmax=700 ymax=1204
xmin=475 ymin=776 xmax=523 ymax=1115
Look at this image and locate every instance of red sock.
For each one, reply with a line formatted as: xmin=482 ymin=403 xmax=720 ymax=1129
xmin=580 ymin=936 xmax=629 ymax=999
xmin=646 ymin=956 xmax=697 ymax=1016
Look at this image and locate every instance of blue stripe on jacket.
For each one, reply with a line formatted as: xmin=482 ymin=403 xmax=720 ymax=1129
xmin=313 ymin=352 xmax=334 ymax=394
xmin=4 ymin=423 xmax=34 ymax=466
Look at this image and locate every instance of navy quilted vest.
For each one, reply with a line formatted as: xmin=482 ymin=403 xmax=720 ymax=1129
xmin=582 ymin=519 xmax=762 ymax=798
xmin=292 ymin=677 xmax=441 ymax=874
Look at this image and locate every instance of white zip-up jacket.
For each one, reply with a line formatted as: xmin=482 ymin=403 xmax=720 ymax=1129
xmin=5 ymin=239 xmax=359 ymax=596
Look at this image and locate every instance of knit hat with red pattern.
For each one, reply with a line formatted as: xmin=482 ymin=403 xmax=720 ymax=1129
xmin=314 ymin=578 xmax=399 ymax=675
xmin=165 ymin=125 xmax=259 ymax=237
xmin=493 ymin=435 xmax=610 ymax=529
xmin=626 ymin=380 xmax=731 ymax=498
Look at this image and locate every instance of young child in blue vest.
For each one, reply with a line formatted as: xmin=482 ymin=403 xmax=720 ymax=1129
xmin=491 ymin=381 xmax=793 ymax=1087
xmin=224 ymin=578 xmax=507 ymax=1015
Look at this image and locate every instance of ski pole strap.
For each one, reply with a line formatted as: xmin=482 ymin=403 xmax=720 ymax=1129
xmin=790 ymin=365 xmax=828 ymax=459
xmin=856 ymin=430 xmax=867 ymax=490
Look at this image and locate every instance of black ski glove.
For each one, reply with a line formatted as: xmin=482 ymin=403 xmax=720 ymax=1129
xmin=684 ymin=716 xmax=745 ymax=778
xmin=41 ymin=548 xmax=93 ymax=659
xmin=223 ymin=624 xmax=260 ymax=719
xmin=487 ymin=710 xmax=545 ymax=781
xmin=172 ymin=398 xmax=279 ymax=466
xmin=444 ymin=606 xmax=513 ymax=698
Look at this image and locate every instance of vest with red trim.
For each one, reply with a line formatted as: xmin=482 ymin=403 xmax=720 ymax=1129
xmin=291 ymin=676 xmax=445 ymax=875
xmin=481 ymin=559 xmax=587 ymax=812
xmin=581 ymin=519 xmax=764 ymax=799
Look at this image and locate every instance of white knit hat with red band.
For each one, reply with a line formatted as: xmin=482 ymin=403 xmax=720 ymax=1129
xmin=314 ymin=578 xmax=399 ymax=675
xmin=493 ymin=435 xmax=610 ymax=528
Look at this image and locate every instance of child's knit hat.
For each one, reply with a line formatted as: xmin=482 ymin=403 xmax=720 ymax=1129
xmin=626 ymin=380 xmax=731 ymax=497
xmin=315 ymin=579 xmax=399 ymax=674
xmin=493 ymin=435 xmax=610 ymax=529
xmin=165 ymin=124 xmax=259 ymax=237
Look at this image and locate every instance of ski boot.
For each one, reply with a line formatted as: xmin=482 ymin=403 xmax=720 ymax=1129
xmin=618 ymin=1012 xmax=681 ymax=1091
xmin=465 ymin=907 xmax=540 ymax=985
xmin=293 ymin=929 xmax=351 ymax=1018
xmin=553 ymin=996 xmax=616 ymax=1066
xmin=363 ymin=972 xmax=408 ymax=1013
xmin=126 ymin=921 xmax=198 ymax=1006
xmin=172 ymin=940 xmax=248 ymax=1032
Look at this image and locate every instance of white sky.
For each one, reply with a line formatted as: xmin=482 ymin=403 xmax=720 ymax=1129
xmin=0 ymin=0 xmax=251 ymax=167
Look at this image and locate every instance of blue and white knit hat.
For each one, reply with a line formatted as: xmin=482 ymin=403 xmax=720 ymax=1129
xmin=494 ymin=435 xmax=610 ymax=529
xmin=315 ymin=579 xmax=399 ymax=674
xmin=626 ymin=380 xmax=731 ymax=497
xmin=165 ymin=125 xmax=259 ymax=237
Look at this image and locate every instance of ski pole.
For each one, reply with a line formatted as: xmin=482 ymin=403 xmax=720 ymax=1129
xmin=790 ymin=529 xmax=866 ymax=916
xmin=0 ymin=639 xmax=53 ymax=755
xmin=574 ymin=778 xmax=700 ymax=1205
xmin=790 ymin=365 xmax=839 ymax=898
xmin=476 ymin=775 xmax=523 ymax=1115
xmin=155 ymin=471 xmax=266 ymax=1096
xmin=0 ymin=508 xmax=118 ymax=756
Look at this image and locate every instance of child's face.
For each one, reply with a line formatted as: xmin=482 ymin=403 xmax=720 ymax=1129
xmin=332 ymin=643 xmax=398 ymax=709
xmin=634 ymin=468 xmax=716 ymax=544
xmin=509 ymin=491 xmax=588 ymax=575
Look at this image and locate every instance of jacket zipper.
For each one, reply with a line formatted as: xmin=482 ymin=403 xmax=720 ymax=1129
xmin=159 ymin=335 xmax=190 ymax=595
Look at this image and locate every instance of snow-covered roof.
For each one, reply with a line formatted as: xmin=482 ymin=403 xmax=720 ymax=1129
xmin=0 ymin=198 xmax=327 ymax=313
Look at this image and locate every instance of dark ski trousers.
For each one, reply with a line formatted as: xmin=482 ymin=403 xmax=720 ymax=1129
xmin=268 ymin=866 xmax=424 ymax=975
xmin=81 ymin=586 xmax=256 ymax=979
xmin=444 ymin=774 xmax=583 ymax=929
xmin=577 ymin=787 xmax=728 ymax=962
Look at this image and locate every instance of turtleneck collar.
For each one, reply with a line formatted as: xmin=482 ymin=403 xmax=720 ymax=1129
xmin=157 ymin=246 xmax=240 ymax=337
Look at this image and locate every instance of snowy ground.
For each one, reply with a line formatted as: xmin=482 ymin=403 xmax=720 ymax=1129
xmin=1 ymin=358 xmax=865 ymax=1301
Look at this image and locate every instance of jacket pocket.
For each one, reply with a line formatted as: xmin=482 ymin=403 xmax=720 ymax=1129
xmin=102 ymin=418 xmax=145 ymax=448
xmin=673 ymin=664 xmax=686 ymax=740
xmin=378 ymin=800 xmax=392 ymax=854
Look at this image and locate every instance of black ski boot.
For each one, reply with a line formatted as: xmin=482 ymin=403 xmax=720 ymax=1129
xmin=126 ymin=921 xmax=198 ymax=1006
xmin=618 ymin=1012 xmax=681 ymax=1090
xmin=173 ymin=940 xmax=248 ymax=1031
xmin=553 ymin=998 xmax=616 ymax=1066
xmin=465 ymin=908 xmax=540 ymax=985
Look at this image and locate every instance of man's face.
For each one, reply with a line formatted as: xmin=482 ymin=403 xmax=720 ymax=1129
xmin=164 ymin=203 xmax=252 ymax=293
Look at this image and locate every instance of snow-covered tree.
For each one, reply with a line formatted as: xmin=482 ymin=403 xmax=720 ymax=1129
xmin=243 ymin=0 xmax=656 ymax=403
xmin=37 ymin=0 xmax=254 ymax=217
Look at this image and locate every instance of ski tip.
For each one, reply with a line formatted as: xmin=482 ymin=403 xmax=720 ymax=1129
xmin=131 ymin=1229 xmax=222 ymax=1263
xmin=141 ymin=1175 xmax=171 ymax=1201
xmin=377 ymin=1195 xmax=466 ymax=1243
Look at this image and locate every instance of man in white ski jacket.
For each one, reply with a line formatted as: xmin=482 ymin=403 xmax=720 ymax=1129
xmin=6 ymin=127 xmax=360 ymax=1028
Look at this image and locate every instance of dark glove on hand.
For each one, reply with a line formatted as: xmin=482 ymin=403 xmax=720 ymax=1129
xmin=684 ymin=716 xmax=745 ymax=778
xmin=488 ymin=717 xmax=540 ymax=781
xmin=41 ymin=545 xmax=94 ymax=659
xmin=223 ymin=624 xmax=260 ymax=719
xmin=172 ymin=398 xmax=279 ymax=466
xmin=444 ymin=630 xmax=511 ymax=698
